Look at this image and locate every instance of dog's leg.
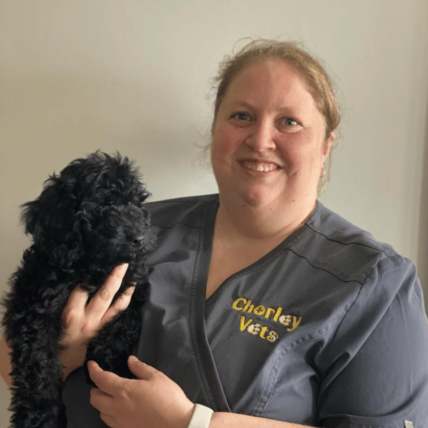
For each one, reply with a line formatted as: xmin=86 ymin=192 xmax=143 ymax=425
xmin=85 ymin=305 xmax=142 ymax=383
xmin=85 ymin=279 xmax=149 ymax=383
xmin=4 ymin=266 xmax=70 ymax=428
xmin=8 ymin=323 xmax=67 ymax=428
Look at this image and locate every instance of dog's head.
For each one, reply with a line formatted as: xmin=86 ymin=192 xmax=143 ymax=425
xmin=22 ymin=152 xmax=155 ymax=285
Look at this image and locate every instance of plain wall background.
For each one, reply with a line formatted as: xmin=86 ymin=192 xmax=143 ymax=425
xmin=1 ymin=0 xmax=427 ymax=422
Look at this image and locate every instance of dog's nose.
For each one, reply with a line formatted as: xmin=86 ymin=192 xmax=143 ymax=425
xmin=133 ymin=236 xmax=145 ymax=246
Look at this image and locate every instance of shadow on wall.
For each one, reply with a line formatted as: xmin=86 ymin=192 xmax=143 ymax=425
xmin=417 ymin=91 xmax=428 ymax=312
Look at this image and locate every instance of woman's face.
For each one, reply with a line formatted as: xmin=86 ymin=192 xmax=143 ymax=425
xmin=211 ymin=60 xmax=334 ymax=212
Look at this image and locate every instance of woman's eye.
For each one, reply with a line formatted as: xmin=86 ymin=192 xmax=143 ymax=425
xmin=233 ymin=112 xmax=250 ymax=121
xmin=284 ymin=118 xmax=298 ymax=126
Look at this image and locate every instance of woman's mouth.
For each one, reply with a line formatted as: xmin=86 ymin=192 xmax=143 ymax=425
xmin=242 ymin=161 xmax=280 ymax=173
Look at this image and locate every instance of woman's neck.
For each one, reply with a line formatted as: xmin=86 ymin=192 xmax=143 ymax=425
xmin=205 ymin=196 xmax=317 ymax=299
xmin=215 ymin=194 xmax=317 ymax=242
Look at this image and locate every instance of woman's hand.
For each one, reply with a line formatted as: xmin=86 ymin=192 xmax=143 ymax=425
xmin=59 ymin=263 xmax=134 ymax=380
xmin=88 ymin=356 xmax=195 ymax=428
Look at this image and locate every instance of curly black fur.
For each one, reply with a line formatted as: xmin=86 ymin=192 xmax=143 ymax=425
xmin=1 ymin=152 xmax=156 ymax=428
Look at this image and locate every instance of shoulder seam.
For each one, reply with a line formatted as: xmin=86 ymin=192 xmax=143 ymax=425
xmin=305 ymin=223 xmax=393 ymax=258
xmin=286 ymin=248 xmax=368 ymax=285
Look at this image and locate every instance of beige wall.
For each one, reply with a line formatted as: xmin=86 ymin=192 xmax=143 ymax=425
xmin=1 ymin=0 xmax=427 ymax=423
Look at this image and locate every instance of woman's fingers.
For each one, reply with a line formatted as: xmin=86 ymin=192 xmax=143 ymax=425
xmin=85 ymin=264 xmax=129 ymax=325
xmin=65 ymin=284 xmax=89 ymax=309
xmin=62 ymin=285 xmax=89 ymax=327
xmin=59 ymin=264 xmax=132 ymax=380
xmin=103 ymin=285 xmax=135 ymax=325
xmin=88 ymin=357 xmax=195 ymax=428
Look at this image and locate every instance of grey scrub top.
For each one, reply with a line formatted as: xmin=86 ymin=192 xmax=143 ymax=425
xmin=63 ymin=195 xmax=428 ymax=428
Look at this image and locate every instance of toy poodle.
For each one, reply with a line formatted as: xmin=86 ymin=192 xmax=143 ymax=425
xmin=2 ymin=152 xmax=155 ymax=428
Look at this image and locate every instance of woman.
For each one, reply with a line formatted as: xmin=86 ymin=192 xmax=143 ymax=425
xmin=2 ymin=39 xmax=428 ymax=428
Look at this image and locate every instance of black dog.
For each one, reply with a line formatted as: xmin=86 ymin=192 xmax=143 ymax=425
xmin=2 ymin=152 xmax=155 ymax=428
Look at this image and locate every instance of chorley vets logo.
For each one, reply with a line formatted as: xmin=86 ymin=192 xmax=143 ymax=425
xmin=232 ymin=297 xmax=302 ymax=343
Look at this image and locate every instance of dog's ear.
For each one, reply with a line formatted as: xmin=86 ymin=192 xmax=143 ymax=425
xmin=21 ymin=197 xmax=40 ymax=237
xmin=22 ymin=175 xmax=65 ymax=238
xmin=21 ymin=174 xmax=84 ymax=267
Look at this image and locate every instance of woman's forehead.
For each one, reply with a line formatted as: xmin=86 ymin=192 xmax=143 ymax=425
xmin=221 ymin=60 xmax=317 ymax=110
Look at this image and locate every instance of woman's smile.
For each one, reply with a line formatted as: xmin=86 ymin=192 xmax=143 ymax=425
xmin=240 ymin=160 xmax=281 ymax=173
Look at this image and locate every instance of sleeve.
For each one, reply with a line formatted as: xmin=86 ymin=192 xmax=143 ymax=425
xmin=318 ymin=256 xmax=428 ymax=428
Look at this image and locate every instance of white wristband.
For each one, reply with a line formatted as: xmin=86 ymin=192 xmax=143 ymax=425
xmin=187 ymin=404 xmax=214 ymax=428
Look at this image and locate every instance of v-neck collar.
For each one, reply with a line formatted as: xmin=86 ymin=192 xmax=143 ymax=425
xmin=188 ymin=198 xmax=231 ymax=411
xmin=187 ymin=196 xmax=322 ymax=411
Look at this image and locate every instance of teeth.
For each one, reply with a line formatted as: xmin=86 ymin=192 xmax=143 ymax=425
xmin=244 ymin=162 xmax=278 ymax=172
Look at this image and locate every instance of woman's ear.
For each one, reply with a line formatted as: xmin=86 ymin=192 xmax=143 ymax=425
xmin=322 ymin=131 xmax=335 ymax=160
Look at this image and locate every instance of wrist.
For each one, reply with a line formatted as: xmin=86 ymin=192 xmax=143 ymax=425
xmin=187 ymin=404 xmax=214 ymax=428
xmin=59 ymin=350 xmax=83 ymax=381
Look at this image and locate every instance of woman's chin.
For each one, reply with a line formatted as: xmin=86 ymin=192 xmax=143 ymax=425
xmin=236 ymin=189 xmax=281 ymax=209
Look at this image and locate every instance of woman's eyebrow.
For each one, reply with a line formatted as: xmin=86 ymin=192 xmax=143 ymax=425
xmin=229 ymin=100 xmax=297 ymax=112
xmin=227 ymin=100 xmax=254 ymax=110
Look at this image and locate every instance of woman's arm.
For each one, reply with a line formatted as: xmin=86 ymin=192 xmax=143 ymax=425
xmin=0 ymin=336 xmax=12 ymax=387
xmin=88 ymin=356 xmax=315 ymax=428
xmin=317 ymin=257 xmax=428 ymax=427
xmin=210 ymin=413 xmax=308 ymax=428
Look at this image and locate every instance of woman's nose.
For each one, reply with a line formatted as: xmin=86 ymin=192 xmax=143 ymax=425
xmin=244 ymin=120 xmax=276 ymax=152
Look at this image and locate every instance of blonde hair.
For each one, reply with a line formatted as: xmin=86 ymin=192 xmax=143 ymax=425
xmin=211 ymin=39 xmax=341 ymax=141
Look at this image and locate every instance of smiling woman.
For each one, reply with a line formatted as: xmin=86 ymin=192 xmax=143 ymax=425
xmin=206 ymin=59 xmax=335 ymax=298
xmin=2 ymin=39 xmax=428 ymax=428
xmin=211 ymin=60 xmax=333 ymax=216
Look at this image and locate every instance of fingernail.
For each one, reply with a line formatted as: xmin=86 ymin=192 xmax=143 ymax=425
xmin=124 ymin=285 xmax=136 ymax=295
xmin=129 ymin=355 xmax=139 ymax=363
xmin=118 ymin=263 xmax=129 ymax=273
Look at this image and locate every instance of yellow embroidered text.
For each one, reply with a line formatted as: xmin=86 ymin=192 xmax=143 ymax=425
xmin=232 ymin=297 xmax=303 ymax=343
